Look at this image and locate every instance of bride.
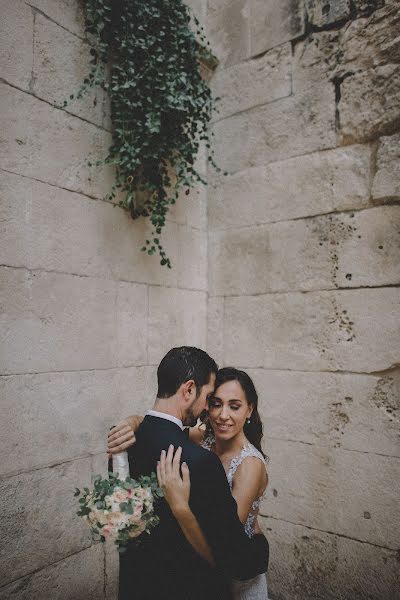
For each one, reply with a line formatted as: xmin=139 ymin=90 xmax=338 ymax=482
xmin=108 ymin=367 xmax=269 ymax=599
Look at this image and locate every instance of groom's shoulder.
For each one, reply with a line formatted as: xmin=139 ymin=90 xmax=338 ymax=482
xmin=183 ymin=440 xmax=222 ymax=474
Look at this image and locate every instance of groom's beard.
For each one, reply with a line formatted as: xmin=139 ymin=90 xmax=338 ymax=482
xmin=182 ymin=400 xmax=200 ymax=427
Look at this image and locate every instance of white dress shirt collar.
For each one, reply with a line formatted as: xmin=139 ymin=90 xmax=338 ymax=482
xmin=146 ymin=409 xmax=184 ymax=431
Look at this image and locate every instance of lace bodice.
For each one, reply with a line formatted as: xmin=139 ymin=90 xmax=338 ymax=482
xmin=201 ymin=433 xmax=267 ymax=538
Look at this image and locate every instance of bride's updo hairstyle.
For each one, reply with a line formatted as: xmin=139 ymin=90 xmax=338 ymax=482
xmin=209 ymin=367 xmax=267 ymax=458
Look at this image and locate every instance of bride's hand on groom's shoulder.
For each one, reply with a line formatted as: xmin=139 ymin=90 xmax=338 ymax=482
xmin=107 ymin=418 xmax=136 ymax=456
xmin=157 ymin=445 xmax=191 ymax=516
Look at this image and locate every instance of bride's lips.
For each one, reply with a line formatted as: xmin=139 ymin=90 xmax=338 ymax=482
xmin=215 ymin=423 xmax=232 ymax=432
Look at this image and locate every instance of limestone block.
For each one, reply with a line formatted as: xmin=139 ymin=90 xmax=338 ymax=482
xmin=249 ymin=0 xmax=305 ymax=56
xmin=212 ymin=84 xmax=336 ymax=174
xmin=0 ymin=170 xmax=179 ymax=288
xmin=185 ymin=0 xmax=207 ymax=32
xmin=339 ymin=64 xmax=400 ymax=144
xmin=210 ymin=207 xmax=400 ymax=294
xmin=260 ymin=517 xmax=400 ymax=600
xmin=207 ymin=296 xmax=224 ymax=366
xmin=0 ymin=0 xmax=33 ymax=90
xmin=177 ymin=226 xmax=207 ymax=291
xmin=29 ymin=0 xmax=85 ymax=36
xmin=208 ymin=145 xmax=371 ymax=230
xmin=209 ymin=226 xmax=270 ymax=296
xmin=148 ymin=287 xmax=207 ymax=365
xmin=0 ymin=545 xmax=104 ymax=600
xmin=246 ymin=368 xmax=400 ymax=457
xmin=211 ymin=44 xmax=291 ymax=122
xmin=372 ymin=133 xmax=400 ymax=200
xmin=0 ymin=366 xmax=153 ymax=476
xmin=168 ymin=182 xmax=207 ymax=230
xmin=306 ymin=0 xmax=350 ymax=27
xmin=33 ymin=13 xmax=105 ymax=128
xmin=207 ymin=0 xmax=250 ymax=68
xmin=0 ymin=267 xmax=117 ymax=374
xmin=260 ymin=439 xmax=400 ymax=548
xmin=0 ymin=458 xmax=95 ymax=585
xmin=0 ymin=83 xmax=112 ymax=200
xmin=117 ymin=283 xmax=148 ymax=367
xmin=223 ymin=288 xmax=400 ymax=372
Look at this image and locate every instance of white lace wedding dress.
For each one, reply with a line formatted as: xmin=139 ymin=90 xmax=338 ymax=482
xmin=201 ymin=433 xmax=269 ymax=599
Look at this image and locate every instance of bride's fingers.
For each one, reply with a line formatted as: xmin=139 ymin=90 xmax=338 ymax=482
xmin=159 ymin=449 xmax=166 ymax=483
xmin=165 ymin=444 xmax=174 ymax=478
xmin=172 ymin=446 xmax=182 ymax=477
xmin=156 ymin=461 xmax=163 ymax=488
xmin=108 ymin=424 xmax=132 ymax=443
xmin=108 ymin=439 xmax=134 ymax=454
xmin=107 ymin=430 xmax=135 ymax=449
xmin=181 ymin=462 xmax=190 ymax=486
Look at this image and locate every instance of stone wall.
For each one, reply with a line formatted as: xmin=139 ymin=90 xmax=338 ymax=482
xmin=206 ymin=1 xmax=400 ymax=599
xmin=0 ymin=1 xmax=207 ymax=598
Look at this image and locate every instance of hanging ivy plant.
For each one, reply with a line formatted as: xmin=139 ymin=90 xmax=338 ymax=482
xmin=68 ymin=0 xmax=219 ymax=268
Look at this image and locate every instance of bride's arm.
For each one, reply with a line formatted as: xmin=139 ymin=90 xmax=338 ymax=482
xmin=231 ymin=458 xmax=268 ymax=524
xmin=158 ymin=445 xmax=215 ymax=567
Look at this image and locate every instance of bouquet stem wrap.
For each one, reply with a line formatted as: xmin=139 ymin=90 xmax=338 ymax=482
xmin=113 ymin=451 xmax=129 ymax=480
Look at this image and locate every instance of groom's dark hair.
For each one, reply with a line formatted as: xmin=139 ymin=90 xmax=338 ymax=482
xmin=157 ymin=346 xmax=218 ymax=398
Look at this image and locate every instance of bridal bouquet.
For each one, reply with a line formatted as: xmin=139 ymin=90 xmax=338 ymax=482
xmin=75 ymin=467 xmax=163 ymax=553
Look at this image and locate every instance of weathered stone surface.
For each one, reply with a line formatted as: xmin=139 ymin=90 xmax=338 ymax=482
xmin=0 ymin=84 xmax=112 ymax=200
xmin=247 ymin=368 xmax=400 ymax=457
xmin=0 ymin=458 xmax=94 ymax=585
xmin=148 ymin=287 xmax=207 ymax=365
xmin=207 ymin=296 xmax=224 ymax=366
xmin=353 ymin=0 xmax=385 ymax=17
xmin=0 ymin=366 xmax=154 ymax=476
xmin=212 ymin=84 xmax=336 ymax=173
xmin=223 ymin=288 xmax=400 ymax=372
xmin=306 ymin=0 xmax=350 ymax=27
xmin=33 ymin=13 xmax=106 ymax=128
xmin=0 ymin=1 xmax=34 ymax=90
xmin=117 ymin=283 xmax=147 ymax=367
xmin=104 ymin=540 xmax=119 ymax=600
xmin=0 ymin=545 xmax=104 ymax=600
xmin=339 ymin=64 xmax=400 ymax=143
xmin=261 ymin=439 xmax=400 ymax=548
xmin=249 ymin=0 xmax=305 ymax=56
xmin=209 ymin=226 xmax=270 ymax=296
xmin=209 ymin=145 xmax=371 ymax=229
xmin=169 ymin=182 xmax=207 ymax=230
xmin=293 ymin=3 xmax=400 ymax=91
xmin=260 ymin=517 xmax=400 ymax=600
xmin=372 ymin=133 xmax=400 ymax=200
xmin=0 ymin=267 xmax=117 ymax=374
xmin=211 ymin=44 xmax=292 ymax=122
xmin=207 ymin=0 xmax=250 ymax=68
xmin=210 ymin=207 xmax=400 ymax=295
xmin=177 ymin=226 xmax=207 ymax=291
xmin=0 ymin=171 xmax=179 ymax=288
xmin=29 ymin=0 xmax=85 ymax=37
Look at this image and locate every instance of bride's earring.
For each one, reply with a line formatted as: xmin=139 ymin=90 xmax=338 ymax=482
xmin=246 ymin=418 xmax=251 ymax=425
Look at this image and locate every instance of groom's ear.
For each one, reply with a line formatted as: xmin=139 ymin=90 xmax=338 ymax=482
xmin=182 ymin=379 xmax=197 ymax=402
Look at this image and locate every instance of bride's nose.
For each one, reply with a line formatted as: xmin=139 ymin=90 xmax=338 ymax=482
xmin=220 ymin=405 xmax=230 ymax=420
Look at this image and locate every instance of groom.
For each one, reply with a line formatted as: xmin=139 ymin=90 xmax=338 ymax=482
xmin=116 ymin=346 xmax=269 ymax=600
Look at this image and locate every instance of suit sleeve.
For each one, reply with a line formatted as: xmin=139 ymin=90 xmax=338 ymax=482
xmin=189 ymin=451 xmax=269 ymax=580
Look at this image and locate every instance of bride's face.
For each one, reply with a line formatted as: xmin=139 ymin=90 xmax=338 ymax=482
xmin=208 ymin=380 xmax=252 ymax=441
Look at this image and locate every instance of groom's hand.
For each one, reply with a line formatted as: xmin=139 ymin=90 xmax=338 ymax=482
xmin=107 ymin=419 xmax=135 ymax=456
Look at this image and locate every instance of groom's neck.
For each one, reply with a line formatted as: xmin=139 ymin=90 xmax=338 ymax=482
xmin=153 ymin=396 xmax=182 ymax=421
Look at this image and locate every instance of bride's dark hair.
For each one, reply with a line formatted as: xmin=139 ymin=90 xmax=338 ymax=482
xmin=206 ymin=367 xmax=267 ymax=458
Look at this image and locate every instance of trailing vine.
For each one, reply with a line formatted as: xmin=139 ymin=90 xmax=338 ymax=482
xmin=67 ymin=0 xmax=219 ymax=267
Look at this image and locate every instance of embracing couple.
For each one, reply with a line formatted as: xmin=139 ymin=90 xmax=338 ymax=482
xmin=108 ymin=346 xmax=269 ymax=600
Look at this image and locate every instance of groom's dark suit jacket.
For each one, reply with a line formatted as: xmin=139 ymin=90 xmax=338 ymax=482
xmin=118 ymin=415 xmax=269 ymax=600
